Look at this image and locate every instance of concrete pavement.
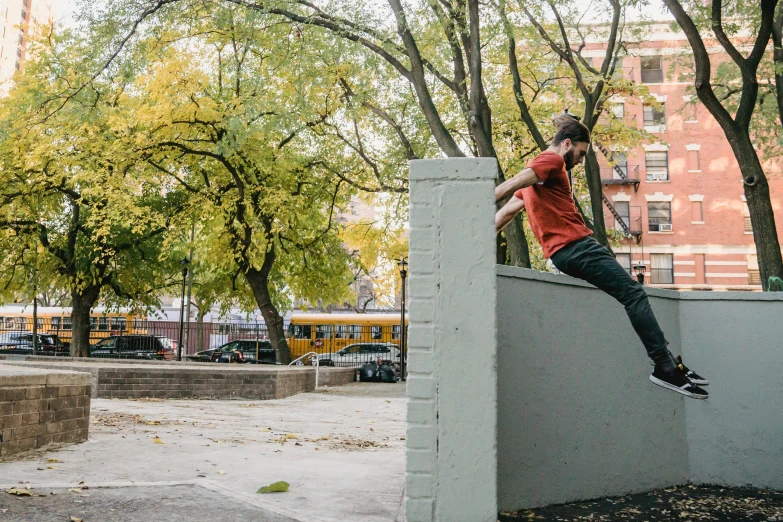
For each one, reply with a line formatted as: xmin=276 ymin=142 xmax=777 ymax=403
xmin=0 ymin=382 xmax=406 ymax=522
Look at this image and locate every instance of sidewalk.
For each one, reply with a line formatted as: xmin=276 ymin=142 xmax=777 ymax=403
xmin=0 ymin=382 xmax=406 ymax=522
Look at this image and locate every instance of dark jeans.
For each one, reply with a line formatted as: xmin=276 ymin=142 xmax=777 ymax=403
xmin=550 ymin=236 xmax=670 ymax=365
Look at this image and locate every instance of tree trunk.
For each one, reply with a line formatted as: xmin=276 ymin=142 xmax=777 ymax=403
xmin=70 ymin=285 xmax=100 ymax=358
xmin=505 ymin=214 xmax=531 ymax=267
xmin=244 ymin=267 xmax=291 ymax=364
xmin=732 ymin=135 xmax=783 ymax=290
xmin=584 ymin=148 xmax=611 ymax=250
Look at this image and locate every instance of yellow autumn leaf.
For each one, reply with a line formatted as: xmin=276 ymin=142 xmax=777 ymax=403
xmin=46 ymin=458 xmax=60 ymax=463
xmin=6 ymin=488 xmax=33 ymax=496
xmin=217 ymin=470 xmax=226 ymax=475
xmin=153 ymin=437 xmax=164 ymax=444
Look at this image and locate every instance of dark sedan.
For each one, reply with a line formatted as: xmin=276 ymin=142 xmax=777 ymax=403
xmin=0 ymin=332 xmax=66 ymax=354
xmin=185 ymin=340 xmax=278 ymax=364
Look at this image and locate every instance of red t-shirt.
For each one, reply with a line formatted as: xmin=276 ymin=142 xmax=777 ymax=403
xmin=513 ymin=151 xmax=592 ymax=258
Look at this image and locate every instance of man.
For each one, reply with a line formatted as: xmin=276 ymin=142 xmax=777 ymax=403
xmin=495 ymin=116 xmax=709 ymax=399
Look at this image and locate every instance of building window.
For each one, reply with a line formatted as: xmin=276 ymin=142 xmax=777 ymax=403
xmin=616 ymin=253 xmax=632 ymax=274
xmin=691 ymin=200 xmax=703 ymax=222
xmin=687 ymin=150 xmax=700 ymax=171
xmin=743 ymin=203 xmax=752 ymax=233
xmin=648 ymin=202 xmax=672 ymax=231
xmin=651 ymin=254 xmax=674 ymax=284
xmin=641 ymin=55 xmax=664 ymax=83
xmin=391 ymin=325 xmax=401 ymax=340
xmin=611 ymin=152 xmax=628 ymax=179
xmin=613 ymin=201 xmax=630 ymax=232
xmin=646 ymin=152 xmax=669 ymax=181
xmin=748 ymin=255 xmax=760 ymax=285
xmin=643 ymin=104 xmax=666 ymax=130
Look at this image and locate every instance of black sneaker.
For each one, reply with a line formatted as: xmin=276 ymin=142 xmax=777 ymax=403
xmin=650 ymin=366 xmax=709 ymax=400
xmin=676 ymin=355 xmax=709 ymax=386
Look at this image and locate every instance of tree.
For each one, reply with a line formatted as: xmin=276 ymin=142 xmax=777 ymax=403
xmin=0 ymin=29 xmax=184 ymax=356
xmin=662 ymin=0 xmax=783 ymax=290
xmin=125 ymin=5 xmax=360 ymax=363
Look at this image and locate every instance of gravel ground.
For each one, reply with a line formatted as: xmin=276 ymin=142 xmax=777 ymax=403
xmin=499 ymin=485 xmax=783 ymax=521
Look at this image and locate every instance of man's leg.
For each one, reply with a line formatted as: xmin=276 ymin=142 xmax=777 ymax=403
xmin=551 ymin=237 xmax=708 ymax=398
xmin=550 ymin=237 xmax=669 ymax=364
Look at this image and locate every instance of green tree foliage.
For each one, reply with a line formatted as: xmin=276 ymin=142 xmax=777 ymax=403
xmin=0 ymin=28 xmax=184 ymax=356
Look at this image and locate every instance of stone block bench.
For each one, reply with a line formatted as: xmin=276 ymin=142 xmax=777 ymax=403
xmin=0 ymin=365 xmax=91 ymax=458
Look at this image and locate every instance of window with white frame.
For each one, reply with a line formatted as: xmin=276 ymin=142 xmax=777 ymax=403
xmin=651 ymin=254 xmax=674 ymax=284
xmin=641 ymin=56 xmax=663 ymax=83
xmin=643 ymin=104 xmax=666 ymax=129
xmin=648 ymin=202 xmax=672 ymax=231
xmin=646 ymin=152 xmax=669 ymax=181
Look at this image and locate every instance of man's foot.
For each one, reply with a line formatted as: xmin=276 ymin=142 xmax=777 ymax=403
xmin=650 ymin=366 xmax=709 ymax=400
xmin=675 ymin=355 xmax=709 ymax=386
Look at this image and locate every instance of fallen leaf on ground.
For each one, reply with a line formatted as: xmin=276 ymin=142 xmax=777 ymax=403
xmin=146 ymin=421 xmax=160 ymax=425
xmin=46 ymin=466 xmax=55 ymax=470
xmin=257 ymin=481 xmax=289 ymax=494
xmin=68 ymin=488 xmax=82 ymax=494
xmin=153 ymin=437 xmax=164 ymax=444
xmin=284 ymin=434 xmax=298 ymax=440
xmin=6 ymin=488 xmax=33 ymax=496
xmin=217 ymin=471 xmax=226 ymax=475
xmin=70 ymin=517 xmax=84 ymax=522
xmin=46 ymin=458 xmax=60 ymax=463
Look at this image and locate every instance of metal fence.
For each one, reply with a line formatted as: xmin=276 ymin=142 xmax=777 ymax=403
xmin=0 ymin=318 xmax=408 ymax=369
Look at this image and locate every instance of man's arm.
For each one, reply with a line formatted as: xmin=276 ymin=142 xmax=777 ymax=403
xmin=495 ymin=167 xmax=541 ymax=203
xmin=495 ymin=196 xmax=525 ymax=233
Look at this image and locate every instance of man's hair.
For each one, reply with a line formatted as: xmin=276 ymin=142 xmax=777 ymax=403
xmin=552 ymin=114 xmax=591 ymax=146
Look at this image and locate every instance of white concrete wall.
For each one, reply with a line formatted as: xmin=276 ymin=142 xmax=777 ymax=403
xmin=496 ymin=267 xmax=783 ymax=510
xmin=406 ymin=158 xmax=498 ymax=522
xmin=406 ymin=157 xmax=783 ymax=520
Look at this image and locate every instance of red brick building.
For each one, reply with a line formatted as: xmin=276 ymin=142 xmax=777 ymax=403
xmin=587 ymin=22 xmax=783 ymax=290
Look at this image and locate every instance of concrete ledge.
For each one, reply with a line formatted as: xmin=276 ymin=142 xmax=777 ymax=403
xmin=1 ymin=361 xmax=354 ymax=400
xmin=497 ymin=265 xmax=783 ymax=301
xmin=0 ymin=365 xmax=91 ymax=458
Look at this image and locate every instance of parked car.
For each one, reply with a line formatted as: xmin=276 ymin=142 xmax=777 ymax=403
xmin=184 ymin=340 xmax=277 ymax=364
xmin=89 ymin=335 xmax=176 ymax=360
xmin=316 ymin=342 xmax=402 ymax=368
xmin=0 ymin=332 xmax=66 ymax=354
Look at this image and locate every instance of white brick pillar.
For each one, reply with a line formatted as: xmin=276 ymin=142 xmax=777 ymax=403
xmin=406 ymin=158 xmax=498 ymax=522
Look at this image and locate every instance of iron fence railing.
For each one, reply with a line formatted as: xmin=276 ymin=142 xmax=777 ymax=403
xmin=0 ymin=318 xmax=408 ymax=369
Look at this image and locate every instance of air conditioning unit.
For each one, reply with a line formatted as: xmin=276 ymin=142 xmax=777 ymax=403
xmin=651 ymin=172 xmax=668 ymax=181
xmin=659 ymin=224 xmax=673 ymax=232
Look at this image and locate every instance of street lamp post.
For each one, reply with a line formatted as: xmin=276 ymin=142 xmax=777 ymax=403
xmin=397 ymin=257 xmax=408 ymax=382
xmin=177 ymin=257 xmax=190 ymax=361
xmin=634 ymin=262 xmax=646 ymax=285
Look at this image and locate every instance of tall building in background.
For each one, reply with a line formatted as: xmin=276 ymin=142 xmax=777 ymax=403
xmin=583 ymin=22 xmax=783 ymax=290
xmin=0 ymin=0 xmax=53 ymax=86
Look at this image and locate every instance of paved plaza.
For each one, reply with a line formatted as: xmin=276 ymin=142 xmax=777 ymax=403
xmin=0 ymin=382 xmax=406 ymax=522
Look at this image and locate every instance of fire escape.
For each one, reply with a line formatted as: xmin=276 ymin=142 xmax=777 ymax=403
xmin=595 ymin=142 xmax=643 ymax=244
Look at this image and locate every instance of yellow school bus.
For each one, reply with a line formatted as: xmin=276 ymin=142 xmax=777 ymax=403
xmin=286 ymin=313 xmax=408 ymax=357
xmin=0 ymin=306 xmax=147 ymax=346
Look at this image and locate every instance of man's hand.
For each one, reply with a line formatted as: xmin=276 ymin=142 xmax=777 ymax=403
xmin=496 ymin=196 xmax=526 ymax=233
xmin=495 ymin=167 xmax=541 ymax=203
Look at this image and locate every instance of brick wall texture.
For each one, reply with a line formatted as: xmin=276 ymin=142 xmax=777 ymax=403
xmin=0 ymin=372 xmax=91 ymax=458
xmin=0 ymin=359 xmax=354 ymax=400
